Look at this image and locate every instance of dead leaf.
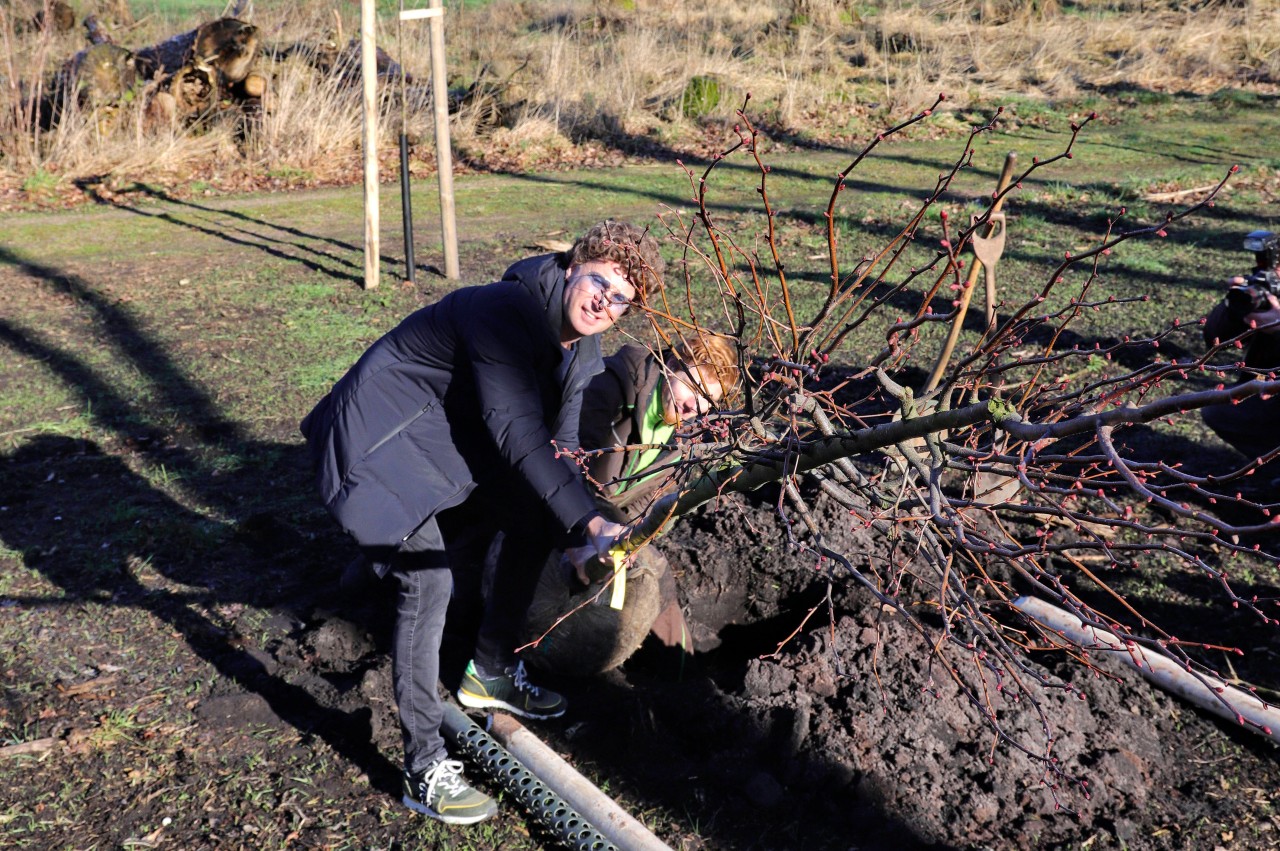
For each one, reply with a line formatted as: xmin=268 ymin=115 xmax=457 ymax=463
xmin=55 ymin=674 xmax=118 ymax=700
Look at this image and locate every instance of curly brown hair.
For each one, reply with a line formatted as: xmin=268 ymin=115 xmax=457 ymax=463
xmin=670 ymin=332 xmax=742 ymax=407
xmin=568 ymin=220 xmax=665 ymax=300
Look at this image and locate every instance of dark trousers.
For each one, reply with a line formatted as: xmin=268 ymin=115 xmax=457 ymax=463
xmin=383 ymin=490 xmax=557 ymax=774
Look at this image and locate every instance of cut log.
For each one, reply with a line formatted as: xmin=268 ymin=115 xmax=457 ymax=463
xmin=165 ymin=64 xmax=216 ymax=118
xmin=144 ymin=90 xmax=178 ymax=128
xmin=83 ymin=13 xmax=112 ymax=45
xmin=35 ymin=1 xmax=76 ymax=32
xmin=135 ymin=18 xmax=259 ymax=84
xmin=61 ymin=42 xmax=138 ymax=108
xmin=237 ymin=71 xmax=266 ymax=99
xmin=1013 ymin=595 xmax=1280 ymax=744
xmin=0 ymin=736 xmax=57 ymax=758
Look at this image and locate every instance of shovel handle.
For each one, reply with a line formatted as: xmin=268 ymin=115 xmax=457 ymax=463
xmin=924 ymin=152 xmax=1019 ymax=393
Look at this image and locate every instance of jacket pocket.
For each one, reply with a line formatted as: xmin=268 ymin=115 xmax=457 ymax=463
xmin=364 ymin=398 xmax=437 ymax=460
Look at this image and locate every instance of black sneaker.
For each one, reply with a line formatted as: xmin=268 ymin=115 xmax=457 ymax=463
xmin=402 ymin=759 xmax=497 ymax=825
xmin=456 ymin=660 xmax=567 ymax=718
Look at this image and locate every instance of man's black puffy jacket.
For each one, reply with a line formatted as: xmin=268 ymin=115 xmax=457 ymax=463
xmin=300 ymin=254 xmax=602 ymax=550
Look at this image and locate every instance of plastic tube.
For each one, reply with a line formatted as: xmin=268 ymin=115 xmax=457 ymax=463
xmin=1013 ymin=595 xmax=1280 ymax=743
xmin=440 ymin=703 xmax=617 ymax=850
xmin=488 ymin=713 xmax=675 ymax=851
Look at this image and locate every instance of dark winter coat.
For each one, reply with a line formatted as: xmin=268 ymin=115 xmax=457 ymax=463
xmin=300 ymin=254 xmax=602 ymax=550
xmin=1204 ymin=300 xmax=1280 ymax=374
xmin=578 ymin=344 xmax=681 ymax=521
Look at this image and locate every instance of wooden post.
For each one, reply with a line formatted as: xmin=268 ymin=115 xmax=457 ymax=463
xmin=395 ymin=4 xmax=460 ymax=280
xmin=360 ymin=0 xmax=380 ymax=290
xmin=426 ymin=0 xmax=458 ymax=278
xmin=924 ymin=152 xmax=1018 ymax=393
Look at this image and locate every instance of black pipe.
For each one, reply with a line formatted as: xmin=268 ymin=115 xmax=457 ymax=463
xmin=441 ymin=704 xmax=617 ymax=851
xmin=400 ymin=132 xmax=415 ymax=284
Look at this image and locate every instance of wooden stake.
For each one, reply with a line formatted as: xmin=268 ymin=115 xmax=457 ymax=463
xmin=427 ymin=0 xmax=458 ymax=279
xmin=924 ymin=152 xmax=1017 ymax=393
xmin=360 ymin=0 xmax=379 ymax=289
xmin=0 ymin=737 xmax=57 ymax=758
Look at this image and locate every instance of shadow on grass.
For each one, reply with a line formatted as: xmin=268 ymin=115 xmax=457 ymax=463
xmin=72 ymin=179 xmax=394 ymax=286
xmin=0 ymin=242 xmax=404 ymax=798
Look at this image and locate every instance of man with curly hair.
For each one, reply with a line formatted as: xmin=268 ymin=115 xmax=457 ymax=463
xmin=300 ymin=220 xmax=663 ymax=824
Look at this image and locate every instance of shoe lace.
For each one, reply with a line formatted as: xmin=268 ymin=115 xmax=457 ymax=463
xmin=511 ymin=661 xmax=542 ymax=696
xmin=423 ymin=759 xmax=469 ymax=801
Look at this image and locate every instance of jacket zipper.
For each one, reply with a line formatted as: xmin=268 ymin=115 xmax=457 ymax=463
xmin=364 ymin=399 xmax=436 ymax=459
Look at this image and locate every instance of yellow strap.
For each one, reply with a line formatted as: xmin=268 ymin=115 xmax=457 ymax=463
xmin=608 ymin=549 xmax=627 ymax=610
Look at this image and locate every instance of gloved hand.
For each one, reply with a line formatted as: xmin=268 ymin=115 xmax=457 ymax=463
xmin=565 ymin=513 xmax=627 ymax=584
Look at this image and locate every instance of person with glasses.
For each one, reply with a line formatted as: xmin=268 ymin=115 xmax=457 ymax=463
xmin=520 ymin=333 xmax=742 ymax=677
xmin=299 ymin=220 xmax=663 ymax=825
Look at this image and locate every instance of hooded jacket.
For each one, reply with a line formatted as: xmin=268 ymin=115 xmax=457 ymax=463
xmin=578 ymin=344 xmax=682 ymax=520
xmin=300 ymin=254 xmax=602 ymax=550
xmin=1204 ymin=299 xmax=1280 ymax=374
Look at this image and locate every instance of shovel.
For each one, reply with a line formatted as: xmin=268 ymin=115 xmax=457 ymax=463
xmin=924 ymin=151 xmax=1017 ymax=394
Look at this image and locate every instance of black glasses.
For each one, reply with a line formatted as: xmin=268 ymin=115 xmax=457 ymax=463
xmin=571 ymin=273 xmax=632 ymax=314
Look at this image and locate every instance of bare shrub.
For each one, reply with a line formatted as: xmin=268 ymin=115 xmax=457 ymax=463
xmin=584 ymin=100 xmax=1280 ymax=802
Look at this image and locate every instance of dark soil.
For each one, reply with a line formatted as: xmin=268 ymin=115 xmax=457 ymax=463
xmin=4 ymin=424 xmax=1279 ymax=850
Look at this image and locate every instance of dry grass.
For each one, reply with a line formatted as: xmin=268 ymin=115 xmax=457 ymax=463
xmin=1 ymin=0 xmax=1278 ymax=193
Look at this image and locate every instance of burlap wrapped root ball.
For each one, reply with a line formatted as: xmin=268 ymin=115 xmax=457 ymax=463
xmin=520 ymin=546 xmax=668 ymax=677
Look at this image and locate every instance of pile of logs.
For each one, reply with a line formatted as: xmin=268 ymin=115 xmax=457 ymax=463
xmin=134 ymin=16 xmax=266 ymax=125
xmin=45 ymin=13 xmax=265 ymax=131
xmin=33 ymin=3 xmax=421 ymax=135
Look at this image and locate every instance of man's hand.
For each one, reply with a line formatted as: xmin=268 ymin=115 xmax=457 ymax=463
xmin=1245 ymin=292 xmax=1280 ymax=335
xmin=566 ymin=515 xmax=627 ymax=584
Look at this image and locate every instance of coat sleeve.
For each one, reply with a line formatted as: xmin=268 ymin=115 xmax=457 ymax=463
xmin=461 ymin=288 xmax=597 ymax=530
xmin=1204 ymin=299 xmax=1243 ymax=347
xmin=580 ymin=350 xmax=646 ymax=491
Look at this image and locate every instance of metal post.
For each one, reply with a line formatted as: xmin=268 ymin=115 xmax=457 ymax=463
xmin=400 ymin=133 xmax=415 ymax=284
xmin=397 ymin=4 xmax=415 ymax=285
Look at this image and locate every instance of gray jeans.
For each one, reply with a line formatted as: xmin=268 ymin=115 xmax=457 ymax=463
xmin=385 ymin=495 xmax=556 ymax=773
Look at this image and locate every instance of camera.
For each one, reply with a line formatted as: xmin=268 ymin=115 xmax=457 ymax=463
xmin=1225 ymin=230 xmax=1280 ymax=318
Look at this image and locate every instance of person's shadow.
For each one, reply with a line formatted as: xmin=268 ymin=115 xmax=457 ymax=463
xmin=0 ymin=431 xmax=402 ymax=794
xmin=0 ymin=242 xmax=403 ymax=797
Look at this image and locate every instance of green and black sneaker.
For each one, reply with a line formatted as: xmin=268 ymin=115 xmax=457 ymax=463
xmin=402 ymin=759 xmax=497 ymax=825
xmin=456 ymin=659 xmax=567 ymax=718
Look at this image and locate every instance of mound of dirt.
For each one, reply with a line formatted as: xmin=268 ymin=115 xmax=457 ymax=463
xmin=284 ymin=482 xmax=1280 ymax=850
xmin=537 ymin=492 xmax=1280 ymax=849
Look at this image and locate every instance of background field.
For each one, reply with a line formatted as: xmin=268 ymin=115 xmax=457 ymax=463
xmin=4 ymin=0 xmax=1280 ymax=200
